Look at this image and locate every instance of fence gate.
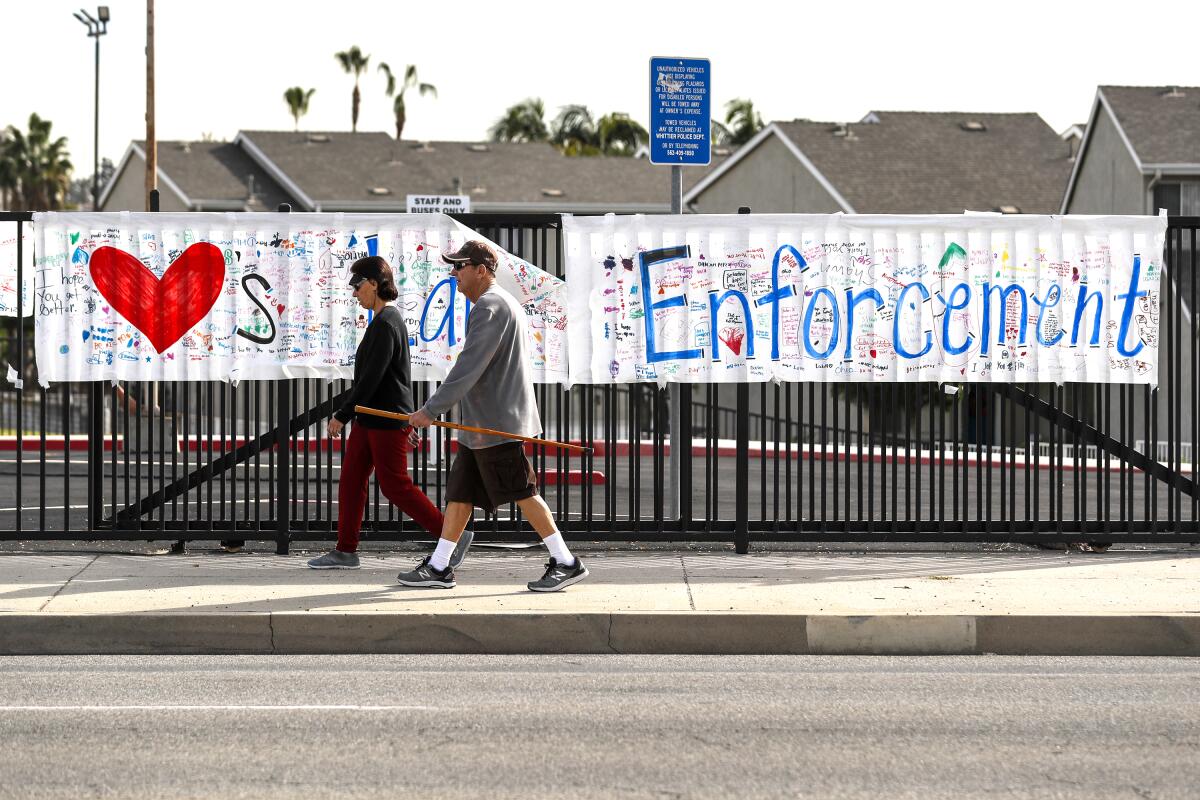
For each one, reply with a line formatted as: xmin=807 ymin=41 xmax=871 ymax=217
xmin=2 ymin=211 xmax=1197 ymax=551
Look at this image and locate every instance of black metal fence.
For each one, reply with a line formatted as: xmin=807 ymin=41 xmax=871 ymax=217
xmin=1 ymin=210 xmax=1198 ymax=551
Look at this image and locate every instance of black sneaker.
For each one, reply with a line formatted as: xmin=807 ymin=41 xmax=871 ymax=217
xmin=397 ymin=556 xmax=456 ymax=589
xmin=527 ymin=557 xmax=588 ymax=592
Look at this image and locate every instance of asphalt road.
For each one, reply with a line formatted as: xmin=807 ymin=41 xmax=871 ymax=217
xmin=0 ymin=655 xmax=1196 ymax=799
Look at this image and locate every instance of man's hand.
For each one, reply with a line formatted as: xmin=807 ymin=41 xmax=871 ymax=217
xmin=327 ymin=418 xmax=345 ymax=438
xmin=408 ymin=408 xmax=434 ymax=429
xmin=406 ymin=425 xmax=421 ymax=449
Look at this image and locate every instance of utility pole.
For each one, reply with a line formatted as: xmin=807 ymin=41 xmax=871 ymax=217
xmin=144 ymin=0 xmax=156 ymax=211
xmin=145 ymin=0 xmax=159 ymax=430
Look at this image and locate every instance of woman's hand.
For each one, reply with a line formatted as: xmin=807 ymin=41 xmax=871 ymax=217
xmin=327 ymin=418 xmax=345 ymax=438
xmin=406 ymin=426 xmax=421 ymax=449
xmin=408 ymin=408 xmax=434 ymax=428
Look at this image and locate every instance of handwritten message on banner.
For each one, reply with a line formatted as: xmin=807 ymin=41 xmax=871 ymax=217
xmin=32 ymin=212 xmax=566 ymax=386
xmin=0 ymin=222 xmax=34 ymax=316
xmin=564 ymin=213 xmax=1166 ymax=386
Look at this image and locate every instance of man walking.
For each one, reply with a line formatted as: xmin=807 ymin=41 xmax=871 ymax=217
xmin=400 ymin=240 xmax=587 ymax=592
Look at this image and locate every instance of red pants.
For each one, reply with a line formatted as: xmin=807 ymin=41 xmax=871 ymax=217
xmin=337 ymin=424 xmax=444 ymax=552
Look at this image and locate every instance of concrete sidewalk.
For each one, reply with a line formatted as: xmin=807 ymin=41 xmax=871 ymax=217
xmin=1 ymin=548 xmax=1198 ymax=655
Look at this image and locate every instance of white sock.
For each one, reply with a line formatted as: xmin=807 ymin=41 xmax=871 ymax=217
xmin=429 ymin=538 xmax=456 ymax=572
xmin=542 ymin=532 xmax=574 ymax=567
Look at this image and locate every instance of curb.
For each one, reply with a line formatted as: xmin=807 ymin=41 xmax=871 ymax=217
xmin=2 ymin=614 xmax=1199 ymax=656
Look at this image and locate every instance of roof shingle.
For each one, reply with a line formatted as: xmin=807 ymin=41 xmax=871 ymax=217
xmin=236 ymin=130 xmax=725 ymax=210
xmin=133 ymin=140 xmax=291 ymax=211
xmin=774 ymin=111 xmax=1072 ymax=214
xmin=1099 ymin=85 xmax=1200 ymax=166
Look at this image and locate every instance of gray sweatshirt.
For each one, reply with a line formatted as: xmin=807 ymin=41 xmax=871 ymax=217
xmin=421 ymin=283 xmax=542 ymax=450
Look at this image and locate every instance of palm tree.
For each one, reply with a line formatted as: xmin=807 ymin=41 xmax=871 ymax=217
xmin=4 ymin=113 xmax=73 ymax=210
xmin=334 ymin=46 xmax=370 ymax=132
xmin=489 ymin=98 xmax=549 ymax=143
xmin=283 ymin=87 xmax=316 ymax=131
xmin=0 ymin=130 xmax=16 ymax=210
xmin=724 ymin=98 xmax=764 ymax=146
xmin=597 ymin=113 xmax=648 ymax=156
xmin=710 ymin=118 xmax=733 ymax=147
xmin=551 ymin=105 xmax=599 ymax=155
xmin=377 ymin=63 xmax=436 ymax=140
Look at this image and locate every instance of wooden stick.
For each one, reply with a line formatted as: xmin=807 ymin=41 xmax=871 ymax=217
xmin=354 ymin=405 xmax=591 ymax=454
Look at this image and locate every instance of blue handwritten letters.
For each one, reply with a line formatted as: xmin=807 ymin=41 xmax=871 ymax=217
xmin=564 ymin=214 xmax=1167 ymax=386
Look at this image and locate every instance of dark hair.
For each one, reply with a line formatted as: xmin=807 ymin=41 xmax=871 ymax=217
xmin=350 ymin=256 xmax=399 ymax=301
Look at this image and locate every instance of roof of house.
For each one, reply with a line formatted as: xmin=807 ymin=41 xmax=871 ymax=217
xmin=688 ymin=111 xmax=1072 ymax=214
xmin=234 ymin=130 xmax=726 ymax=212
xmin=1097 ymin=85 xmax=1200 ymax=167
xmin=100 ymin=140 xmax=291 ymax=211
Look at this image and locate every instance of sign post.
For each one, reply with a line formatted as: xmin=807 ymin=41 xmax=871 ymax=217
xmin=649 ymin=56 xmax=710 ymax=523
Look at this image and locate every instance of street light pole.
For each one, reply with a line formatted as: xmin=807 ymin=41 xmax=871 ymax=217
xmin=73 ymin=7 xmax=110 ymax=212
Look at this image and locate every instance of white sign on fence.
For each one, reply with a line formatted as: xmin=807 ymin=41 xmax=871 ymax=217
xmin=31 ymin=212 xmax=565 ymax=386
xmin=406 ymin=195 xmax=471 ymax=214
xmin=564 ymin=213 xmax=1166 ymax=386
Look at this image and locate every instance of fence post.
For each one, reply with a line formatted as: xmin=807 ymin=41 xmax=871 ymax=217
xmin=14 ymin=218 xmax=24 ymax=539
xmin=275 ymin=203 xmax=292 ymax=554
xmin=88 ymin=381 xmax=104 ymax=532
xmin=677 ymin=384 xmax=691 ymax=532
xmin=735 ymin=206 xmax=751 ymax=554
xmin=667 ymin=166 xmax=684 ymax=525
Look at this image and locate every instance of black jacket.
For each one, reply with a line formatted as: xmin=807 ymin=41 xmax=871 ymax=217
xmin=334 ymin=305 xmax=414 ymax=428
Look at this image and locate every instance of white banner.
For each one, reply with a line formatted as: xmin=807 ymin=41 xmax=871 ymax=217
xmin=564 ymin=213 xmax=1166 ymax=386
xmin=32 ymin=213 xmax=567 ymax=386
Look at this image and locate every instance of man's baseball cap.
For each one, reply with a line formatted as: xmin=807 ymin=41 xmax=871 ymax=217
xmin=441 ymin=240 xmax=497 ymax=271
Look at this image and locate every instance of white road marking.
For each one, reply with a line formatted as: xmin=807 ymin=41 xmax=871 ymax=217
xmin=0 ymin=704 xmax=439 ymax=711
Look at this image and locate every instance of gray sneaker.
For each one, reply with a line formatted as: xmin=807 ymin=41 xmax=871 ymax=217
xmin=307 ymin=549 xmax=361 ymax=569
xmin=397 ymin=556 xmax=456 ymax=589
xmin=527 ymin=557 xmax=588 ymax=592
xmin=448 ymin=529 xmax=474 ymax=571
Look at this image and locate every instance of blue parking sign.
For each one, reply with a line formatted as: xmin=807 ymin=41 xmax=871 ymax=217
xmin=649 ymin=57 xmax=710 ymax=166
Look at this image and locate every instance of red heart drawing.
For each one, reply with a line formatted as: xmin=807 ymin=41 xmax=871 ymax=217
xmin=89 ymin=243 xmax=225 ymax=353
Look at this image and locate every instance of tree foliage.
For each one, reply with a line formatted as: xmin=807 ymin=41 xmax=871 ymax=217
xmin=1 ymin=113 xmax=73 ymax=210
xmin=378 ymin=63 xmax=436 ymax=140
xmin=724 ymin=98 xmax=764 ymax=145
xmin=283 ymin=87 xmax=316 ymax=131
xmin=491 ymin=101 xmax=648 ymax=156
xmin=334 ymin=46 xmax=370 ymax=132
xmin=489 ymin=98 xmax=550 ymax=143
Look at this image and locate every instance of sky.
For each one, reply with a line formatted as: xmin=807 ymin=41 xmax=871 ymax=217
xmin=2 ymin=0 xmax=1198 ymax=179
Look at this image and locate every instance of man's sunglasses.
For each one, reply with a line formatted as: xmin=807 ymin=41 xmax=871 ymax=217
xmin=451 ymin=260 xmax=478 ymax=272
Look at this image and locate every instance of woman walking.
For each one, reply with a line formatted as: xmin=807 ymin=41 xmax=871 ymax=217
xmin=307 ymin=256 xmax=472 ymax=569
